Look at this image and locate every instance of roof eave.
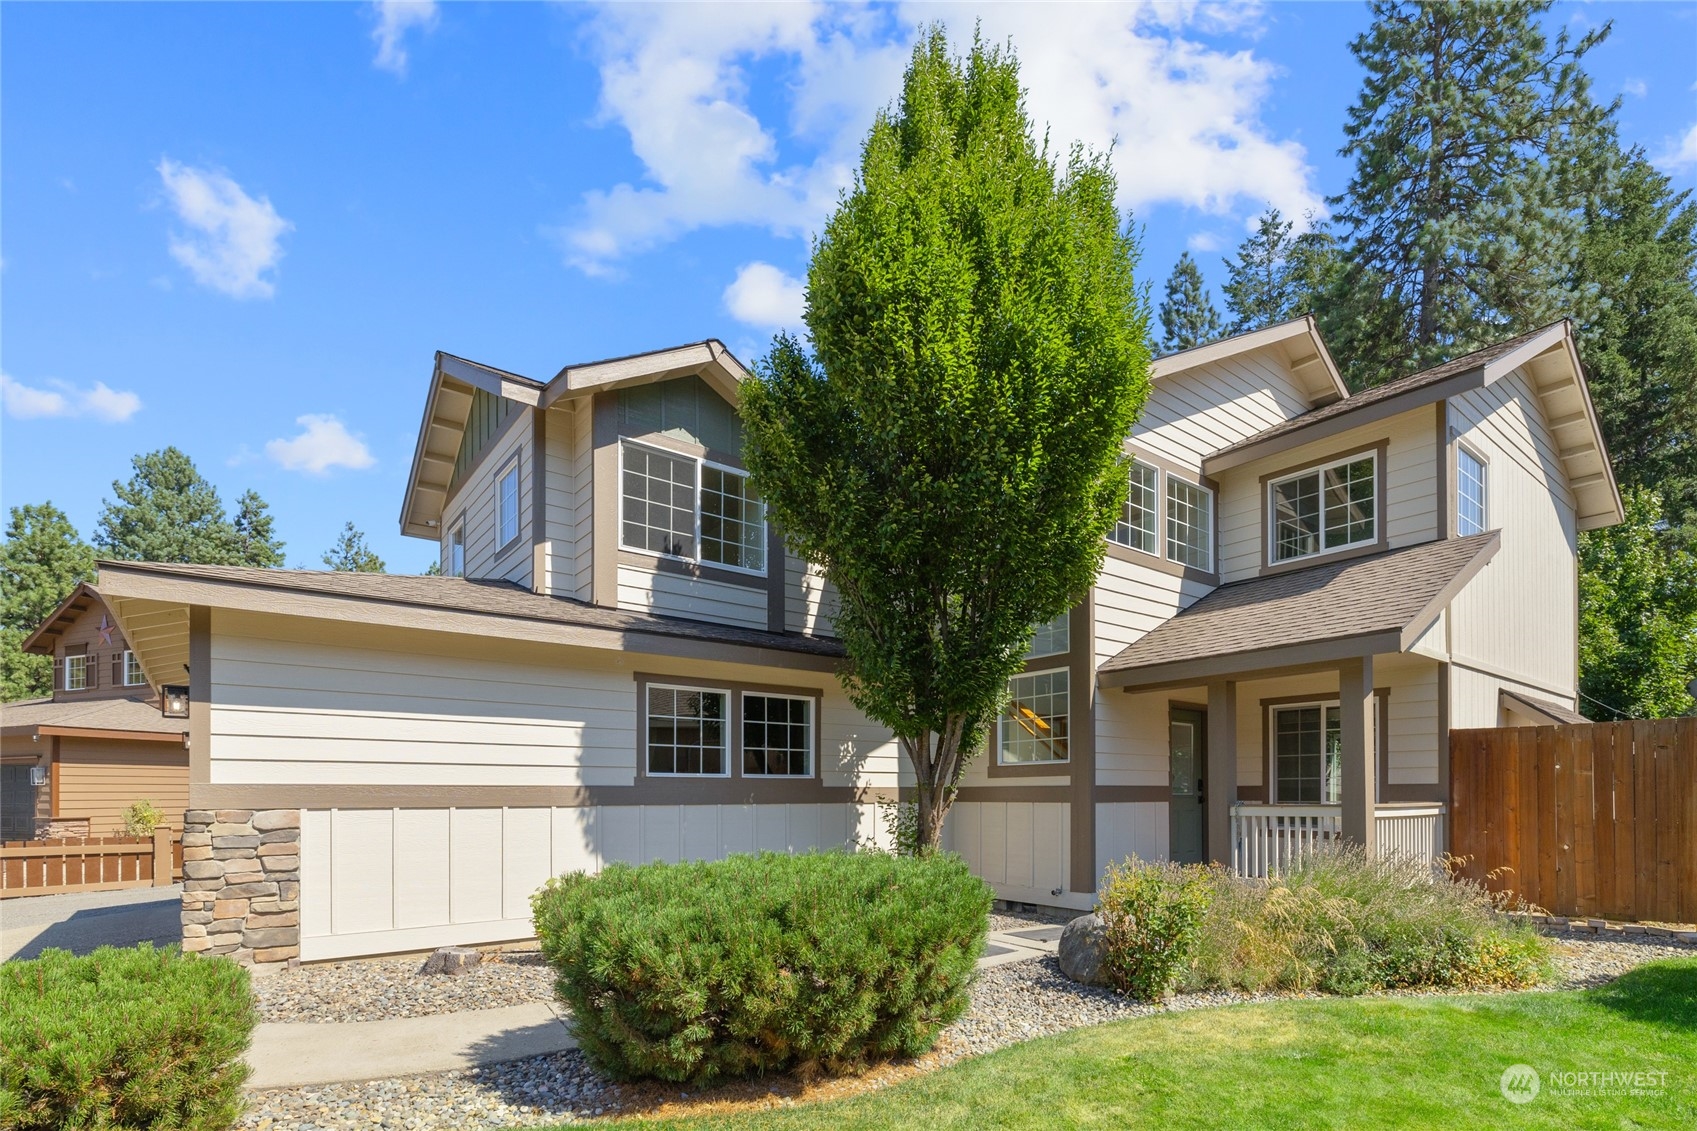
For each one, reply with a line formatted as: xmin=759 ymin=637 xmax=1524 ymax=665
xmin=1149 ymin=316 xmax=1348 ymax=406
xmin=20 ymin=582 xmax=101 ymax=655
xmin=538 ymin=339 xmax=753 ymax=410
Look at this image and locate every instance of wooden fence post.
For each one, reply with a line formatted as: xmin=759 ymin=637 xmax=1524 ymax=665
xmin=152 ymin=828 xmax=172 ymax=887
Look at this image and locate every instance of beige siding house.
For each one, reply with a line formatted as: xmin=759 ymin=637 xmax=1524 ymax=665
xmin=95 ymin=319 xmax=1618 ymax=965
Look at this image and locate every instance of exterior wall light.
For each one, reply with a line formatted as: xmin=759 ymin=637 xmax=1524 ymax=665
xmin=161 ymin=685 xmax=191 ymax=719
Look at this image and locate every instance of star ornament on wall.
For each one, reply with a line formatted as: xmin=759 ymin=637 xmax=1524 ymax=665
xmin=97 ymin=614 xmax=114 ymax=647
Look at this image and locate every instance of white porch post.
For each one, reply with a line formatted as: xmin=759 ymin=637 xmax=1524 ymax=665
xmin=1205 ymin=680 xmax=1236 ymax=865
xmin=1339 ymin=656 xmax=1376 ymax=850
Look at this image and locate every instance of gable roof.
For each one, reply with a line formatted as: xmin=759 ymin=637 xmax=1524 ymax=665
xmin=1149 ymin=315 xmax=1347 ymax=407
xmin=1098 ymin=533 xmax=1500 ymax=689
xmin=399 ymin=340 xmax=752 ymax=539
xmin=1200 ymin=322 xmax=1622 ymax=531
xmin=21 ymin=582 xmax=106 ymax=655
xmin=94 ymin=562 xmax=845 ymax=671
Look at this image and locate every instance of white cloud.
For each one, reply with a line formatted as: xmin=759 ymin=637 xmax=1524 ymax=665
xmin=1623 ymin=78 xmax=1647 ymax=99
xmin=264 ymin=414 xmax=376 ymax=475
xmin=1659 ymin=123 xmax=1697 ymax=172
xmin=157 ymin=159 xmax=292 ymax=299
xmin=723 ymin=262 xmax=807 ymax=329
xmin=371 ymin=0 xmax=437 ymax=76
xmin=1 ymin=373 xmax=142 ymax=422
xmin=1187 ymin=231 xmax=1224 ymax=253
xmin=555 ymin=2 xmax=1322 ymax=275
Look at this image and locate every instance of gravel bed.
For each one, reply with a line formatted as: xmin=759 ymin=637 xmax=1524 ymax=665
xmin=239 ymin=928 xmax=1696 ymax=1129
xmin=256 ymin=951 xmax=555 ymax=1024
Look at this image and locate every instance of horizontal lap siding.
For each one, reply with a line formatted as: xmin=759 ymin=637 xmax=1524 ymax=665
xmin=55 ymin=738 xmax=190 ymax=834
xmin=299 ymin=802 xmax=890 ymax=960
xmin=616 ymin=564 xmax=766 ymax=629
xmin=446 ymin=413 xmax=533 ymax=588
xmin=1096 ymin=689 xmax=1186 ymax=788
xmin=1447 ymin=369 xmax=1578 ymax=697
xmin=1135 ymin=356 xmax=1312 ymax=468
xmin=1382 ymin=658 xmax=1440 ymax=785
xmin=784 ymin=552 xmax=838 ymax=637
xmin=1092 ymin=556 xmax=1205 ymax=667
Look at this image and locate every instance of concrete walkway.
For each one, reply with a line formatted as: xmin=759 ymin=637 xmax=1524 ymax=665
xmin=1 ymin=884 xmax=183 ymax=962
xmin=244 ymin=927 xmax=1063 ymax=1090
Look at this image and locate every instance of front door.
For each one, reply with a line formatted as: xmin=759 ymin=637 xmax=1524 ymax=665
xmin=1169 ymin=707 xmax=1206 ymax=864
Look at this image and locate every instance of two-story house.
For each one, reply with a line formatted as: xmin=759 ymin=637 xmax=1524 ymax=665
xmin=1 ymin=584 xmax=189 ymax=839
xmin=93 ymin=319 xmax=1617 ymax=966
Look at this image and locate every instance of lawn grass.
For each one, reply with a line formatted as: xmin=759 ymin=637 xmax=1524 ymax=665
xmin=608 ymin=958 xmax=1697 ymax=1130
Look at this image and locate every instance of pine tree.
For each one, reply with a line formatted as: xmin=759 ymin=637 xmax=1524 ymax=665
xmin=322 ymin=522 xmax=385 ymax=573
xmin=0 ymin=503 xmax=97 ymax=700
xmin=1574 ymin=146 xmax=1697 ymax=541
xmin=232 ymin=490 xmax=286 ymax=568
xmin=1159 ymin=252 xmax=1224 ymax=352
xmin=1332 ymin=0 xmax=1612 ymax=385
xmin=1223 ymin=209 xmax=1300 ymax=333
xmin=94 ymin=448 xmax=245 ymax=564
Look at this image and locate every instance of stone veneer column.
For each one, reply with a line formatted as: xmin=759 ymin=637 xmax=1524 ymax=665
xmin=180 ymin=808 xmax=301 ymax=966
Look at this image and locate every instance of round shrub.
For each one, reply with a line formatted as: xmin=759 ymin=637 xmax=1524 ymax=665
xmin=1097 ymin=858 xmax=1213 ymax=1001
xmin=0 ymin=944 xmax=255 ymax=1131
xmin=532 ymin=851 xmax=993 ymax=1086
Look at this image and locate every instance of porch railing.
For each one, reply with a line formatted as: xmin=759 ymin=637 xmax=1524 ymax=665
xmin=1230 ymin=803 xmax=1449 ymax=878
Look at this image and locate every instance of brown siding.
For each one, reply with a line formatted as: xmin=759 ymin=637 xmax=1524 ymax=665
xmin=53 ymin=737 xmax=189 ymax=835
xmin=51 ymin=598 xmax=146 ymax=703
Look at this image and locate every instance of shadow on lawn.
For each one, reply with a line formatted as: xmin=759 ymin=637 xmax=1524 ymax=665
xmin=1586 ymin=959 xmax=1697 ymax=1031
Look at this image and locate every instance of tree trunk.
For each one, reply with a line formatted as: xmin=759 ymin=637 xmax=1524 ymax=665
xmin=904 ymin=716 xmax=969 ymax=855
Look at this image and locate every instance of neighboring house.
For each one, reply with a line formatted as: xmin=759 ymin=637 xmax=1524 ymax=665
xmin=91 ymin=319 xmax=1618 ymax=966
xmin=0 ymin=585 xmax=189 ymax=840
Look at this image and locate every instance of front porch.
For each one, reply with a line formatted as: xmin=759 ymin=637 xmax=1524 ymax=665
xmin=1229 ymin=801 xmax=1446 ymax=878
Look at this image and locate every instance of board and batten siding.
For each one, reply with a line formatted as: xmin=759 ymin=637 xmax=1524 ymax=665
xmin=442 ymin=412 xmax=533 ymax=589
xmin=541 ymin=403 xmax=583 ymax=600
xmin=615 ymin=563 xmax=768 ymax=630
xmin=299 ymin=802 xmax=894 ymax=960
xmin=1215 ymin=409 xmax=1439 ymax=584
xmin=941 ymin=800 xmax=1073 ymax=907
xmin=1133 ymin=354 xmax=1314 ymax=468
xmin=54 ymin=737 xmax=190 ymax=835
xmin=204 ymin=611 xmax=901 ymax=790
xmin=1445 ymin=368 xmax=1579 ymax=699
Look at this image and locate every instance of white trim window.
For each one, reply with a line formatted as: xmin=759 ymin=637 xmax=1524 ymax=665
xmin=1269 ymin=453 xmax=1377 ymax=563
xmin=645 ymin=685 xmax=729 ymax=776
xmin=1166 ymin=476 xmax=1214 ymax=571
xmin=1272 ymin=702 xmax=1342 ymax=805
xmin=999 ymin=668 xmax=1070 ymax=765
xmin=123 ymin=650 xmax=146 ymax=686
xmin=742 ymin=693 xmax=812 ymax=776
xmin=620 ymin=440 xmax=767 ymax=575
xmin=63 ymin=653 xmax=89 ymax=691
xmin=496 ymin=459 xmax=521 ymax=550
xmin=448 ymin=519 xmax=466 ymax=577
xmin=1456 ymin=445 xmax=1487 ymax=536
xmin=1111 ymin=460 xmax=1159 ymax=554
xmin=1026 ymin=612 xmax=1070 ymax=660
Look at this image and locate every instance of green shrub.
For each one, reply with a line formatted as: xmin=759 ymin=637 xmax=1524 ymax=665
xmin=121 ymin=799 xmax=164 ymax=837
xmin=1097 ymin=858 xmax=1213 ymax=1001
xmin=532 ymin=851 xmax=993 ymax=1086
xmin=1184 ymin=845 xmax=1551 ymax=995
xmin=0 ymin=944 xmax=254 ymax=1131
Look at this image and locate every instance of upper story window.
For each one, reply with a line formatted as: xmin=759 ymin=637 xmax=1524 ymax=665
xmin=63 ymin=652 xmax=89 ymax=691
xmin=1110 ymin=461 xmax=1159 ymax=554
xmin=1027 ymin=611 xmax=1070 ymax=659
xmin=496 ymin=459 xmax=521 ymax=550
xmin=620 ymin=440 xmax=767 ymax=574
xmin=1166 ymin=476 xmax=1215 ymax=571
xmin=1456 ymin=445 xmax=1487 ymax=536
xmin=646 ymin=684 xmax=728 ymax=776
xmin=447 ymin=519 xmax=466 ymax=577
xmin=999 ymin=668 xmax=1070 ymax=765
xmin=1269 ymin=453 xmax=1377 ymax=564
xmin=123 ymin=651 xmax=145 ymax=687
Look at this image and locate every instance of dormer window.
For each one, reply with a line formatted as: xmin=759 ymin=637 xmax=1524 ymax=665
xmin=621 ymin=440 xmax=766 ymax=575
xmin=123 ymin=650 xmax=146 ymax=686
xmin=63 ymin=652 xmax=89 ymax=691
xmin=1268 ymin=452 xmax=1377 ymax=563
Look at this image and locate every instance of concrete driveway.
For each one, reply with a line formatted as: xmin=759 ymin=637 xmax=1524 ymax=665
xmin=1 ymin=884 xmax=181 ymax=962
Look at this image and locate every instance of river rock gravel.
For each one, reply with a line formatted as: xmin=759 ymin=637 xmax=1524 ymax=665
xmin=255 ymin=950 xmax=556 ymax=1024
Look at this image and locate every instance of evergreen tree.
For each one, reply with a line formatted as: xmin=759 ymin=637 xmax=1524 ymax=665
xmin=322 ymin=522 xmax=385 ymax=573
xmin=1158 ymin=251 xmax=1224 ymax=352
xmin=232 ymin=490 xmax=286 ymax=568
xmin=94 ymin=447 xmax=244 ymax=564
xmin=1574 ymin=146 xmax=1697 ymax=541
xmin=1332 ymin=0 xmax=1611 ymax=385
xmin=1223 ymin=208 xmax=1301 ymax=333
xmin=1577 ymin=488 xmax=1697 ymax=719
xmin=742 ymin=28 xmax=1150 ymax=853
xmin=0 ymin=503 xmax=97 ymax=700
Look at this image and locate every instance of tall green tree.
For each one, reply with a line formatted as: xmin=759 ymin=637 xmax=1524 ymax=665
xmin=95 ymin=448 xmax=240 ymax=564
xmin=1158 ymin=251 xmax=1223 ymax=352
xmin=1223 ymin=209 xmax=1347 ymax=334
xmin=0 ymin=503 xmax=97 ymax=700
xmin=1574 ymin=146 xmax=1697 ymax=541
xmin=321 ymin=522 xmax=385 ymax=573
xmin=741 ymin=29 xmax=1150 ymax=853
xmin=1332 ymin=0 xmax=1611 ymax=385
xmin=232 ymin=490 xmax=287 ymax=568
xmin=1577 ymin=488 xmax=1697 ymax=720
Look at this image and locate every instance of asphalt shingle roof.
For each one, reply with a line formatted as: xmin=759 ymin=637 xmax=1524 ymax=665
xmin=0 ymin=695 xmax=182 ymax=735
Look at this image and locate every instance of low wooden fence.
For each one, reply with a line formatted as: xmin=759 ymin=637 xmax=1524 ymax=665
xmin=0 ymin=829 xmax=179 ymax=898
xmin=1450 ymin=717 xmax=1696 ymax=923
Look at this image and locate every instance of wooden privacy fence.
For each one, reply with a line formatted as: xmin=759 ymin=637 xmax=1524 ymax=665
xmin=0 ymin=829 xmax=179 ymax=898
xmin=1450 ymin=718 xmax=1696 ymax=923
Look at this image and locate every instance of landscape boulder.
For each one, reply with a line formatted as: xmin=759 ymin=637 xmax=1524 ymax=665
xmin=1057 ymin=912 xmax=1112 ymax=986
xmin=421 ymin=946 xmax=482 ymax=976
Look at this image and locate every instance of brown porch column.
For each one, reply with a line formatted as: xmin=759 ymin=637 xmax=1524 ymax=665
xmin=1339 ymin=656 xmax=1376 ymax=850
xmin=1205 ymin=680 xmax=1236 ymax=865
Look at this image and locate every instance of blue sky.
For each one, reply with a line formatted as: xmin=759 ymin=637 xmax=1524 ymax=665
xmin=3 ymin=1 xmax=1694 ymax=575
